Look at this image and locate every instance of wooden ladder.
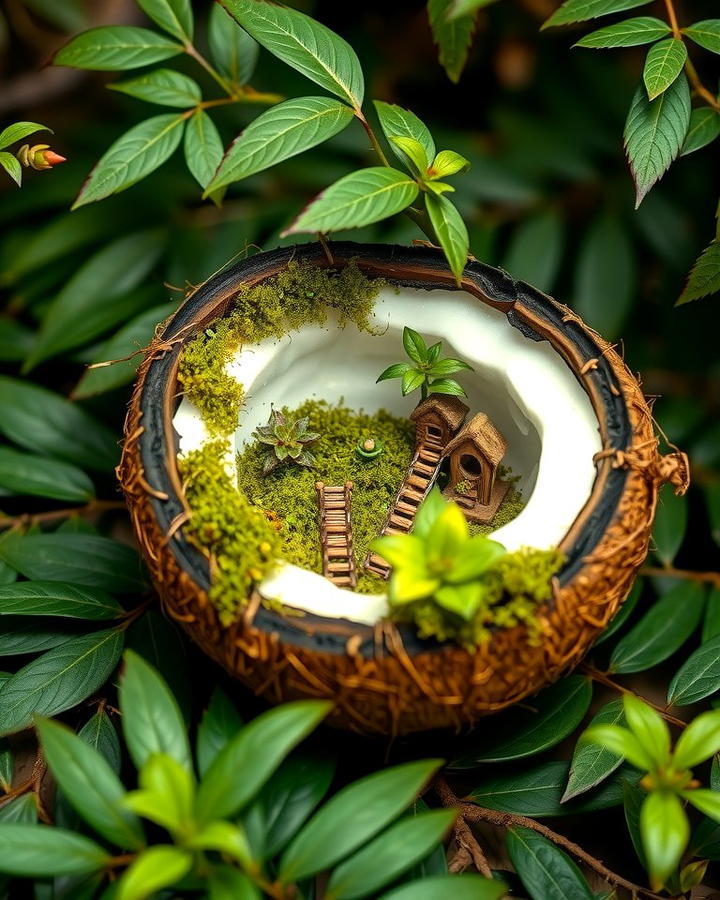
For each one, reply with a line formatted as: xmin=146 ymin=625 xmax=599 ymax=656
xmin=364 ymin=440 xmax=445 ymax=579
xmin=316 ymin=482 xmax=357 ymax=589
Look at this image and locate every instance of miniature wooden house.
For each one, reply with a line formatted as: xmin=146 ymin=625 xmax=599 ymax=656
xmin=443 ymin=412 xmax=509 ymax=523
xmin=409 ymin=394 xmax=469 ymax=446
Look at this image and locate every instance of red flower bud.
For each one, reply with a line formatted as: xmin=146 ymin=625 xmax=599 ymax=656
xmin=16 ymin=143 xmax=67 ymax=171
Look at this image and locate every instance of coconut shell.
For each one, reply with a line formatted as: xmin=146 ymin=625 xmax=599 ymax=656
xmin=118 ymin=243 xmax=689 ymax=735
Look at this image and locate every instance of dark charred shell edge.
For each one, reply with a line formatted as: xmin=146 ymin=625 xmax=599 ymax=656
xmin=137 ymin=242 xmax=629 ymax=658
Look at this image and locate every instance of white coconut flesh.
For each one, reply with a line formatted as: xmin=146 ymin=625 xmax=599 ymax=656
xmin=174 ymin=285 xmax=602 ymax=626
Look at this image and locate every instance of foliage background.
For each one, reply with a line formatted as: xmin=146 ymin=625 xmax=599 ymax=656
xmin=0 ymin=0 xmax=719 ymax=897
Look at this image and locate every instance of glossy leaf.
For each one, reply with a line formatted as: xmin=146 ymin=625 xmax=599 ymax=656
xmin=673 ymin=710 xmax=720 ymax=769
xmin=425 ymin=192 xmax=469 ymax=286
xmin=115 ymin=845 xmax=192 ymax=900
xmin=0 ymin=793 xmax=38 ymax=824
xmin=379 ymin=875 xmax=506 ymax=900
xmin=207 ymin=97 xmax=354 ymax=194
xmin=544 ymin=0 xmax=652 ymax=29
xmin=450 ymin=676 xmax=592 ymax=767
xmin=278 ymin=759 xmax=443 ymax=882
xmin=448 ymin=0 xmax=498 ymax=20
xmin=284 ymin=167 xmax=418 ymax=235
xmin=623 ymin=779 xmax=647 ymax=867
xmin=563 ymin=699 xmax=625 ymax=801
xmin=119 ymin=650 xmax=191 ymax=772
xmin=208 ymin=866 xmax=262 ymax=900
xmin=428 ymin=0 xmax=476 ymax=83
xmin=136 ymin=0 xmax=193 ymax=42
xmin=678 ymin=240 xmax=720 ymax=305
xmin=624 ymin=73 xmax=691 ymax=208
xmin=643 ymin=38 xmax=686 ymax=100
xmin=208 ymin=3 xmax=259 ymax=85
xmin=217 ymin=0 xmax=364 ymax=107
xmin=196 ymin=687 xmax=243 ymax=777
xmin=681 ymin=107 xmax=720 ymax=156
xmin=684 ymin=20 xmax=720 ymax=55
xmin=0 ymin=447 xmax=94 ymax=503
xmin=0 ymin=121 xmax=50 ymax=149
xmin=0 ymin=153 xmax=22 ymax=186
xmin=641 ymin=790 xmax=688 ymax=890
xmin=54 ymin=26 xmax=182 ymax=70
xmin=703 ymin=588 xmax=720 ymax=642
xmin=0 ymin=618 xmax=84 ymax=656
xmin=0 ymin=825 xmax=110 ymax=877
xmin=126 ymin=610 xmax=190 ymax=722
xmin=79 ymin=708 xmax=122 ymax=774
xmin=608 ymin=581 xmax=705 ymax=674
xmin=373 ymin=101 xmax=435 ymax=170
xmin=668 ymin=634 xmax=720 ymax=706
xmin=184 ymin=110 xmax=223 ymax=192
xmin=0 ymin=582 xmax=122 ymax=620
xmin=110 ymin=69 xmax=201 ymax=107
xmin=506 ymin=826 xmax=595 ymax=900
xmin=0 ymin=628 xmax=124 ymax=735
xmin=575 ymin=16 xmax=670 ymax=47
xmin=653 ymin=485 xmax=688 ymax=565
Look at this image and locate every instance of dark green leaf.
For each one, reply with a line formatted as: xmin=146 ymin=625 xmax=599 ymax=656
xmin=217 ymin=0 xmax=364 ymax=107
xmin=73 ymin=115 xmax=185 ymax=208
xmin=185 ymin=110 xmax=223 ymax=193
xmin=37 ymin=717 xmax=144 ymax=849
xmin=126 ymin=610 xmax=190 ymax=722
xmin=0 ymin=618 xmax=84 ymax=656
xmin=507 ymin=826 xmax=595 ymax=900
xmin=668 ymin=634 xmax=720 ymax=706
xmin=78 ymin=708 xmax=121 ymax=774
xmin=450 ymin=676 xmax=592 ymax=767
xmin=575 ymin=16 xmax=670 ymax=47
xmin=608 ymin=581 xmax=705 ymax=674
xmin=373 ymin=101 xmax=435 ymax=171
xmin=703 ymin=588 xmax=720 ymax=642
xmin=0 ymin=793 xmax=38 ymax=823
xmin=425 ymin=193 xmax=468 ymax=285
xmin=54 ymin=26 xmax=182 ymax=70
xmin=0 ymin=377 xmax=118 ymax=471
xmin=208 ymin=866 xmax=262 ymax=900
xmin=624 ymin=73 xmax=691 ymax=207
xmin=678 ymin=240 xmax=720 ymax=305
xmin=0 ymin=628 xmax=124 ymax=735
xmin=119 ymin=650 xmax=192 ymax=772
xmin=684 ymin=20 xmax=720 ymax=55
xmin=110 ymin=69 xmax=201 ymax=107
xmin=208 ymin=3 xmax=259 ymax=85
xmin=448 ymin=0 xmax=498 ymax=19
xmin=643 ymin=38 xmax=686 ymax=100
xmin=284 ymin=167 xmax=418 ymax=235
xmin=0 ymin=533 xmax=144 ymax=593
xmin=544 ymin=0 xmax=652 ymax=29
xmin=502 ymin=211 xmax=564 ymax=293
xmin=207 ymin=97 xmax=354 ymax=194
xmin=0 ymin=825 xmax=110 ymax=876
xmin=595 ymin=580 xmax=642 ymax=645
xmin=563 ymin=699 xmax=625 ymax=801
xmin=681 ymin=107 xmax=720 ymax=156
xmin=278 ymin=759 xmax=442 ymax=882
xmin=197 ymin=689 xmax=242 ymax=777
xmin=652 ymin=485 xmax=687 ymax=565
xmin=0 ymin=447 xmax=94 ymax=503
xmin=0 ymin=582 xmax=122 ymax=620
xmin=428 ymin=0 xmax=476 ymax=83
xmin=379 ymin=875 xmax=506 ymax=900
xmin=136 ymin=0 xmax=193 ymax=41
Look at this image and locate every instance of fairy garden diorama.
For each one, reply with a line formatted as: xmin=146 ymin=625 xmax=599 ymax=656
xmin=173 ymin=259 xmax=574 ymax=650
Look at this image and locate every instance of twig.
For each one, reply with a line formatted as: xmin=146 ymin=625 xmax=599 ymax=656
xmin=581 ymin=664 xmax=687 ymax=729
xmin=0 ymin=499 xmax=126 ymax=531
xmin=640 ymin=566 xmax=720 ymax=588
xmin=663 ymin=0 xmax=720 ymax=111
xmin=435 ymin=777 xmax=664 ymax=900
xmin=434 ymin=778 xmax=493 ymax=877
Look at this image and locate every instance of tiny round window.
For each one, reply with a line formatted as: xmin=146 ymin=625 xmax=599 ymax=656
xmin=460 ymin=453 xmax=483 ymax=477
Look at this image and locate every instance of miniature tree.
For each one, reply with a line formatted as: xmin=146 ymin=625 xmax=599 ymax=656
xmin=376 ymin=327 xmax=473 ymax=399
xmin=254 ymin=410 xmax=320 ymax=475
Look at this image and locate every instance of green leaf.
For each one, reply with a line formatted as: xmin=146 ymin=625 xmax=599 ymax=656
xmin=208 ymin=3 xmax=259 ymax=85
xmin=0 ymin=582 xmax=122 ymax=620
xmin=466 ymin=760 xmax=632 ymax=816
xmin=668 ymin=634 xmax=720 ymax=706
xmin=623 ymin=779 xmax=647 ymax=867
xmin=0 ymin=121 xmax=50 ymax=149
xmin=703 ymin=588 xmax=720 ymax=642
xmin=79 ymin=708 xmax=121 ymax=774
xmin=640 ymin=791 xmax=689 ymax=890
xmin=425 ymin=192 xmax=469 ymax=286
xmin=0 ymin=628 xmax=124 ymax=736
xmin=684 ymin=20 xmax=720 ymax=55
xmin=217 ymin=0 xmax=364 ymax=107
xmin=206 ymin=97 xmax=354 ymax=194
xmin=327 ymin=809 xmax=456 ymax=900
xmin=502 ymin=211 xmax=564 ymax=293
xmin=427 ymin=358 xmax=473 ymax=377
xmin=197 ymin=700 xmax=331 ymax=822
xmin=580 ymin=723 xmax=655 ymax=770
xmin=126 ymin=610 xmax=190 ymax=721
xmin=429 ymin=378 xmax=467 ymax=396
xmin=185 ymin=820 xmax=252 ymax=868
xmin=136 ymin=0 xmax=193 ymax=41
xmin=74 ymin=301 xmax=176 ymax=399
xmin=624 ymin=73 xmax=691 ymax=207
xmin=125 ymin=753 xmax=195 ymax=833
xmin=428 ymin=0 xmax=476 ymax=83
xmin=73 ymin=114 xmax=185 ymax=208
xmin=376 ymin=362 xmax=413 ymax=382
xmin=673 ymin=710 xmax=720 ymax=768
xmin=0 ymin=447 xmax=94 ymax=503
xmin=608 ymin=581 xmax=705 ymax=674
xmin=402 ymin=369 xmax=426 ymax=396
xmin=403 ymin=327 xmax=428 ymax=364
xmin=685 ymin=788 xmax=720 ymax=822
xmin=450 ymin=677 xmax=592 ymax=768
xmin=0 ymin=825 xmax=109 ymax=877
xmin=284 ymin=167 xmax=418 ymax=235
xmin=391 ymin=136 xmax=429 ymax=174
xmin=278 ymin=759 xmax=443 ymax=882
xmin=575 ymin=16 xmax=671 ymax=47
xmin=623 ymin=693 xmax=671 ymax=766
xmin=448 ymin=0 xmax=499 ymax=21
xmin=506 ymin=826 xmax=595 ymax=900
xmin=115 ymin=845 xmax=192 ymax=900
xmin=36 ymin=717 xmax=144 ymax=849
xmin=429 ymin=149 xmax=470 ymax=178
xmin=563 ymin=700 xmax=625 ymax=801
xmin=184 ymin=109 xmax=223 ymax=195
xmin=543 ymin=0 xmax=652 ymax=29
xmin=54 ymin=26 xmax=182 ymax=70
xmin=0 ymin=152 xmax=22 ymax=187
xmin=681 ymin=107 xmax=720 ymax=156
xmin=0 ymin=533 xmax=144 ymax=593
xmin=678 ymin=240 xmax=720 ymax=305
xmin=0 ymin=619 xmax=84 ymax=656
xmin=119 ymin=650 xmax=191 ymax=772
xmin=0 ymin=377 xmax=118 ymax=471
xmin=0 ymin=793 xmax=37 ymax=823
xmin=373 ymin=101 xmax=435 ymax=171
xmin=643 ymin=38 xmax=687 ymax=100
xmin=110 ymin=69 xmax=201 ymax=107
xmin=379 ymin=875 xmax=506 ymax=900
xmin=196 ymin=687 xmax=243 ymax=777
xmin=595 ymin=580 xmax=642 ymax=645
xmin=652 ymin=485 xmax=688 ymax=564
xmin=208 ymin=866 xmax=262 ymax=900
xmin=24 ymin=230 xmax=165 ymax=370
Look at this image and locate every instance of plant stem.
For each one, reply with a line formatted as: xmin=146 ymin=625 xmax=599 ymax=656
xmin=662 ymin=0 xmax=720 ymax=111
xmin=185 ymin=42 xmax=236 ymax=97
xmin=0 ymin=499 xmax=126 ymax=531
xmin=640 ymin=565 xmax=720 ymax=587
xmin=581 ymin=663 xmax=687 ymax=729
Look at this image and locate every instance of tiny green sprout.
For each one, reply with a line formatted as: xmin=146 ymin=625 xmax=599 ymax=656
xmin=356 ymin=436 xmax=384 ymax=460
xmin=580 ymin=693 xmax=720 ymax=891
xmin=372 ymin=488 xmax=506 ymax=622
xmin=376 ymin=326 xmax=474 ymax=399
xmin=253 ymin=409 xmax=320 ymax=475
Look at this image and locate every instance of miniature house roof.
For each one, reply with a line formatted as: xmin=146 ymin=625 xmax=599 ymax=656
xmin=409 ymin=394 xmax=469 ymax=432
xmin=444 ymin=412 xmax=507 ymax=466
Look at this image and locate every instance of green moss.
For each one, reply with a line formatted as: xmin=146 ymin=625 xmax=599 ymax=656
xmin=391 ymin=546 xmax=565 ymax=649
xmin=469 ymin=488 xmax=526 ymax=536
xmin=178 ymin=439 xmax=281 ymax=625
xmin=237 ymin=400 xmax=415 ymax=594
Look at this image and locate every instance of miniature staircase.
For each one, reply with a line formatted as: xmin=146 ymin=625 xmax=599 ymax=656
xmin=364 ymin=439 xmax=445 ymax=579
xmin=316 ymin=482 xmax=357 ymax=589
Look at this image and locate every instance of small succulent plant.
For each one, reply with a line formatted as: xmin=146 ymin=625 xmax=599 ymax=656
xmin=254 ymin=410 xmax=320 ymax=475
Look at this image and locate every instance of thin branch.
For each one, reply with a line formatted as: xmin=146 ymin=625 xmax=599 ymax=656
xmin=662 ymin=0 xmax=720 ymax=111
xmin=184 ymin=41 xmax=236 ymax=96
xmin=581 ymin=664 xmax=687 ymax=729
xmin=640 ymin=566 xmax=720 ymax=588
xmin=0 ymin=499 xmax=127 ymax=531
xmin=434 ymin=778 xmax=493 ymax=877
